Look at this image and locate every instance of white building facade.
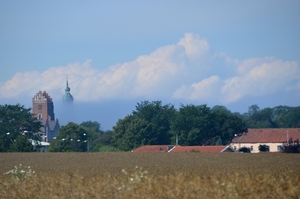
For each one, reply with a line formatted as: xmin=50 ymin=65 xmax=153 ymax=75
xmin=231 ymin=128 xmax=300 ymax=153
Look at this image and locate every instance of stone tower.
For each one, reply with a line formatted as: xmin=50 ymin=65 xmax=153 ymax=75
xmin=32 ymin=91 xmax=59 ymax=142
xmin=32 ymin=91 xmax=55 ymax=121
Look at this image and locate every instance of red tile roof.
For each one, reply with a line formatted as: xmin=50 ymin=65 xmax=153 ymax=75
xmin=132 ymin=145 xmax=171 ymax=152
xmin=133 ymin=145 xmax=235 ymax=153
xmin=231 ymin=128 xmax=300 ymax=143
xmin=170 ymin=146 xmax=233 ymax=153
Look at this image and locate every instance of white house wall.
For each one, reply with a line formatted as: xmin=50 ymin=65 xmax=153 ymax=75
xmin=230 ymin=143 xmax=283 ymax=153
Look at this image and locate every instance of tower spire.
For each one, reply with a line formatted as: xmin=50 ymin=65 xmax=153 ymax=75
xmin=62 ymin=75 xmax=74 ymax=102
xmin=66 ymin=74 xmax=69 ymax=91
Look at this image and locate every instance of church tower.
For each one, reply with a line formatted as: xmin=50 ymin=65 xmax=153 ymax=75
xmin=62 ymin=79 xmax=74 ymax=102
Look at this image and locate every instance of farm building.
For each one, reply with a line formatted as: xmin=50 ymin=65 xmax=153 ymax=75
xmin=132 ymin=145 xmax=235 ymax=153
xmin=230 ymin=128 xmax=300 ymax=153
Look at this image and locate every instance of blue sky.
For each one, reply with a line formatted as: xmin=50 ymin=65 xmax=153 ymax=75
xmin=1 ymin=1 xmax=300 ymax=130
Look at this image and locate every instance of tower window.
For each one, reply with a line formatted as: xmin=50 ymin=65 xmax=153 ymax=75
xmin=38 ymin=105 xmax=42 ymax=110
xmin=38 ymin=114 xmax=42 ymax=120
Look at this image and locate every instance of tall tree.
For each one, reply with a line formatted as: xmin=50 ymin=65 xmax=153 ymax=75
xmin=49 ymin=122 xmax=88 ymax=152
xmin=92 ymin=130 xmax=119 ymax=152
xmin=112 ymin=115 xmax=149 ymax=151
xmin=10 ymin=135 xmax=34 ymax=152
xmin=171 ymin=104 xmax=214 ymax=146
xmin=245 ymin=107 xmax=277 ymax=128
xmin=80 ymin=121 xmax=102 ymax=151
xmin=274 ymin=106 xmax=300 ymax=128
xmin=272 ymin=105 xmax=292 ymax=118
xmin=112 ymin=101 xmax=176 ymax=151
xmin=171 ymin=104 xmax=247 ymax=146
xmin=248 ymin=104 xmax=260 ymax=117
xmin=255 ymin=107 xmax=277 ymax=128
xmin=0 ymin=104 xmax=43 ymax=152
xmin=132 ymin=101 xmax=176 ymax=145
xmin=80 ymin=121 xmax=101 ymax=133
xmin=211 ymin=106 xmax=247 ymax=145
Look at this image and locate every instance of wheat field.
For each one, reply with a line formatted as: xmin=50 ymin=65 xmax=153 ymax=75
xmin=0 ymin=152 xmax=299 ymax=198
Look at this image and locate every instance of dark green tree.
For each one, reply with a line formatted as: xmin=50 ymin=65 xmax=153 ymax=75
xmin=49 ymin=122 xmax=88 ymax=152
xmin=132 ymin=101 xmax=176 ymax=145
xmin=0 ymin=104 xmax=43 ymax=152
xmin=171 ymin=104 xmax=214 ymax=146
xmin=112 ymin=115 xmax=150 ymax=151
xmin=80 ymin=121 xmax=101 ymax=133
xmin=92 ymin=144 xmax=120 ymax=152
xmin=211 ymin=105 xmax=232 ymax=115
xmin=91 ymin=130 xmax=117 ymax=151
xmin=274 ymin=106 xmax=300 ymax=128
xmin=272 ymin=105 xmax=292 ymax=118
xmin=240 ymin=105 xmax=300 ymax=128
xmin=244 ymin=105 xmax=277 ymax=128
xmin=80 ymin=121 xmax=102 ymax=151
xmin=97 ymin=130 xmax=113 ymax=146
xmin=211 ymin=106 xmax=247 ymax=145
xmin=244 ymin=104 xmax=261 ymax=128
xmin=248 ymin=104 xmax=260 ymax=117
xmin=254 ymin=107 xmax=277 ymax=128
xmin=10 ymin=135 xmax=34 ymax=152
xmin=171 ymin=104 xmax=247 ymax=146
xmin=112 ymin=101 xmax=176 ymax=151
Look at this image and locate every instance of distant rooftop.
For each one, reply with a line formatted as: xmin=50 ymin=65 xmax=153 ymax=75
xmin=132 ymin=145 xmax=235 ymax=153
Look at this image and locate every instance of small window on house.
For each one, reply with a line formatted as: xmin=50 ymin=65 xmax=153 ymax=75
xmin=250 ymin=146 xmax=253 ymax=151
xmin=259 ymin=145 xmax=270 ymax=152
xmin=38 ymin=105 xmax=42 ymax=110
xmin=277 ymin=145 xmax=282 ymax=151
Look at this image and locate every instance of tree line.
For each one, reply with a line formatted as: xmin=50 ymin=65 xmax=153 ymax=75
xmin=240 ymin=104 xmax=300 ymax=128
xmin=1 ymin=102 xmax=299 ymax=152
xmin=48 ymin=101 xmax=300 ymax=152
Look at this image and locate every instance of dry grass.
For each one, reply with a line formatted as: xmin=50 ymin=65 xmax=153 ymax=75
xmin=0 ymin=152 xmax=299 ymax=198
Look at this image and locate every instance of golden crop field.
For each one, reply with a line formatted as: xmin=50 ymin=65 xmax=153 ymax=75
xmin=0 ymin=152 xmax=299 ymax=199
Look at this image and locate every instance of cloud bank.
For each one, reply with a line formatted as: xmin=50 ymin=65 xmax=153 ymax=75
xmin=0 ymin=33 xmax=299 ymax=104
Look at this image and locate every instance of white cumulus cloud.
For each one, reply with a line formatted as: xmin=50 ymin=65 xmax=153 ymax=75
xmin=173 ymin=76 xmax=222 ymax=101
xmin=0 ymin=34 xmax=299 ymax=105
xmin=221 ymin=57 xmax=300 ymax=102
